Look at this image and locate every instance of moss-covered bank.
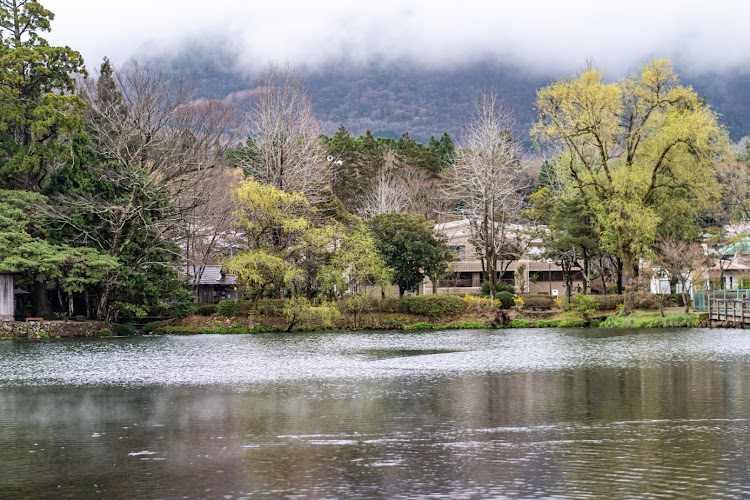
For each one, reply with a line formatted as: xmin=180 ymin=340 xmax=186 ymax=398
xmin=0 ymin=320 xmax=107 ymax=340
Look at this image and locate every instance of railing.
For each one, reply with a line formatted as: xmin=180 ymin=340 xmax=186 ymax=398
xmin=694 ymin=289 xmax=750 ymax=312
xmin=709 ymin=298 xmax=750 ymax=325
xmin=437 ymin=279 xmax=475 ymax=288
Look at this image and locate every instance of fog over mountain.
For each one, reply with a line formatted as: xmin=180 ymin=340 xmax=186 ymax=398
xmin=46 ymin=1 xmax=750 ymax=142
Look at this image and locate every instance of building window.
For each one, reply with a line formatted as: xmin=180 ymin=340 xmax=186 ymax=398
xmin=451 ymin=245 xmax=465 ymax=261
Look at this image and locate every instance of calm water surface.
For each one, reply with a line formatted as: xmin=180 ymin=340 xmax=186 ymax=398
xmin=1 ymin=328 xmax=750 ymax=498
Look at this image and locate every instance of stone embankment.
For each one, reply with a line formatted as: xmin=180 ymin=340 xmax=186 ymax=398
xmin=0 ymin=320 xmax=106 ymax=340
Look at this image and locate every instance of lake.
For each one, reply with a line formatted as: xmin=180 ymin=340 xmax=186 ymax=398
xmin=1 ymin=328 xmax=749 ymax=498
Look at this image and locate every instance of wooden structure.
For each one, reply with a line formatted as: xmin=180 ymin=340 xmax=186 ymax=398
xmin=0 ymin=272 xmax=13 ymax=322
xmin=709 ymin=297 xmax=750 ymax=326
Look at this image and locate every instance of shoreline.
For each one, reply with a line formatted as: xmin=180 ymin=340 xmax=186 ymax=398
xmin=3 ymin=310 xmax=741 ymax=340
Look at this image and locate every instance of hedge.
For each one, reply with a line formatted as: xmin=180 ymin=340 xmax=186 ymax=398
xmin=399 ymin=295 xmax=468 ymax=317
xmin=521 ymin=294 xmax=557 ymax=310
xmin=194 ymin=304 xmax=218 ymax=316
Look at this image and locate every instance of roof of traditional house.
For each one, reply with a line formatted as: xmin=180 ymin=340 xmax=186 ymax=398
xmin=715 ymin=237 xmax=750 ymax=257
xmin=185 ymin=265 xmax=237 ymax=286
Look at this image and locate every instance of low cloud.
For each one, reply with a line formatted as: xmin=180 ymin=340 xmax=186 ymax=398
xmin=47 ymin=0 xmax=750 ymax=76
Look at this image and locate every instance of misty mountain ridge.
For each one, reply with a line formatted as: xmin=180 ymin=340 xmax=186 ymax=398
xmin=146 ymin=42 xmax=750 ymax=144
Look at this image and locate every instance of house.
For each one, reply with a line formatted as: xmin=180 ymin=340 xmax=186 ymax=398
xmin=185 ymin=265 xmax=240 ymax=303
xmin=425 ymin=219 xmax=585 ymax=296
xmin=0 ymin=272 xmax=12 ymax=321
xmin=709 ymin=237 xmax=750 ymax=289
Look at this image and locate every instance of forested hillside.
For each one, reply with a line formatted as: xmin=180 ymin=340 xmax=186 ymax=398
xmin=151 ymin=43 xmax=750 ymax=142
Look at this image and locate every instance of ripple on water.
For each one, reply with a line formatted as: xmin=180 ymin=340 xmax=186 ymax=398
xmin=1 ymin=328 xmax=750 ymax=387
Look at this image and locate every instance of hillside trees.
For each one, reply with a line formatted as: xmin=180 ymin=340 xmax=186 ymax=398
xmin=444 ymin=90 xmax=530 ymax=299
xmin=535 ymin=59 xmax=727 ymax=312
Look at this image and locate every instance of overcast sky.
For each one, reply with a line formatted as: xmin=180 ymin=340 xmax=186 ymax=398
xmin=45 ymin=0 xmax=749 ymax=76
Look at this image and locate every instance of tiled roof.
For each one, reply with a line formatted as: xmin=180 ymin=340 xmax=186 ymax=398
xmin=185 ymin=265 xmax=237 ymax=286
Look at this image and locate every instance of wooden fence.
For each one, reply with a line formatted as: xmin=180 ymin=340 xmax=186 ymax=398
xmin=709 ymin=298 xmax=750 ymax=326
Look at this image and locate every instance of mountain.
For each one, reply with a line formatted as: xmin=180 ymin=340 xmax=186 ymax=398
xmin=149 ymin=44 xmax=750 ymax=144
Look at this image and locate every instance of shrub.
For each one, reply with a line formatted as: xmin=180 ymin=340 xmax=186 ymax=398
xmin=570 ymin=294 xmax=597 ymax=321
xmin=591 ymin=294 xmax=624 ymax=311
xmin=661 ymin=293 xmax=685 ymax=307
xmin=479 ymin=281 xmax=516 ymax=297
xmin=170 ymin=288 xmax=194 ymax=319
xmin=496 ymin=291 xmax=515 ymax=309
xmin=115 ymin=323 xmax=138 ymax=336
xmin=304 ymin=306 xmax=341 ymax=330
xmin=400 ymin=295 xmax=467 ymax=318
xmin=376 ymin=297 xmax=403 ymax=313
xmin=251 ymin=299 xmax=286 ymax=316
xmin=338 ymin=296 xmax=379 ymax=315
xmin=194 ymin=304 xmax=218 ymax=316
xmin=217 ymin=299 xmax=240 ymax=317
xmin=520 ymin=294 xmax=556 ymax=310
xmin=463 ymin=294 xmax=500 ymax=311
xmin=634 ymin=293 xmax=661 ymax=310
xmin=139 ymin=321 xmax=165 ymax=335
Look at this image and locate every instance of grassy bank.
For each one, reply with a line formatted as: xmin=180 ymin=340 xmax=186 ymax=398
xmin=148 ymin=295 xmax=706 ymax=335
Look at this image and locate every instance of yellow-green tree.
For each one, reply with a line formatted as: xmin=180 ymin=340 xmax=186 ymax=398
xmin=534 ymin=59 xmax=727 ymax=312
xmin=228 ymin=179 xmax=314 ymax=305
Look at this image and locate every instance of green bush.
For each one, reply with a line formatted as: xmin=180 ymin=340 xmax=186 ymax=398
xmin=337 ymin=296 xmax=379 ymax=315
xmin=115 ymin=323 xmax=138 ymax=336
xmin=251 ymin=299 xmax=287 ymax=316
xmin=400 ymin=295 xmax=467 ymax=318
xmin=217 ymin=299 xmax=240 ymax=317
xmin=496 ymin=291 xmax=515 ymax=309
xmin=479 ymin=281 xmax=516 ymax=297
xmin=375 ymin=297 xmax=403 ymax=313
xmin=570 ymin=294 xmax=597 ymax=321
xmin=170 ymin=288 xmax=194 ymax=319
xmin=661 ymin=293 xmax=685 ymax=307
xmin=634 ymin=293 xmax=662 ymax=310
xmin=591 ymin=294 xmax=624 ymax=311
xmin=194 ymin=304 xmax=218 ymax=316
xmin=139 ymin=321 xmax=165 ymax=335
xmin=520 ymin=294 xmax=556 ymax=310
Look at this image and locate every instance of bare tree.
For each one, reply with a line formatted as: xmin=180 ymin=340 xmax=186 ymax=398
xmin=177 ymin=167 xmax=244 ymax=289
xmin=241 ymin=62 xmax=329 ymax=198
xmin=717 ymin=155 xmax=750 ymax=223
xmin=359 ymin=149 xmax=408 ymax=218
xmin=444 ymin=90 xmax=530 ymax=298
xmin=655 ymin=236 xmax=712 ymax=313
xmin=46 ymin=60 xmax=236 ymax=320
xmin=398 ymin=165 xmax=451 ymax=221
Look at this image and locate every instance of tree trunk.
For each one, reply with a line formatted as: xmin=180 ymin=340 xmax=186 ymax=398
xmin=97 ymin=281 xmax=112 ymax=321
xmin=621 ymin=251 xmax=636 ymax=314
xmin=615 ymin=258 xmax=624 ymax=294
xmin=582 ymin=249 xmax=592 ymax=294
xmin=32 ymin=278 xmax=52 ymax=319
xmin=250 ymin=285 xmax=266 ymax=308
xmin=85 ymin=288 xmax=92 ymax=319
xmin=67 ymin=292 xmax=74 ymax=318
xmin=680 ymin=280 xmax=691 ymax=313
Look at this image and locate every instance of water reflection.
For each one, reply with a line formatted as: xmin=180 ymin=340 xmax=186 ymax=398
xmin=0 ymin=329 xmax=749 ymax=498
